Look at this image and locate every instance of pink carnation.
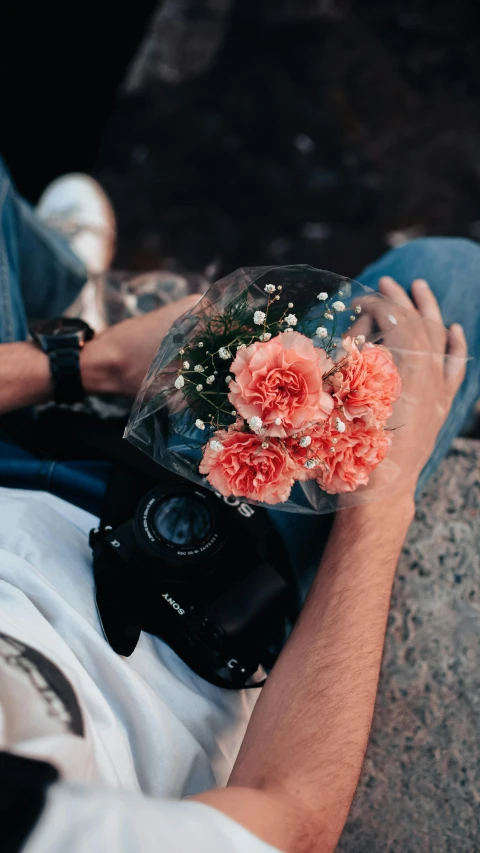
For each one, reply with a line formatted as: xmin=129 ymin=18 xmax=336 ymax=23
xmin=296 ymin=417 xmax=392 ymax=494
xmin=200 ymin=427 xmax=297 ymax=504
xmin=228 ymin=331 xmax=334 ymax=437
xmin=332 ymin=337 xmax=401 ymax=426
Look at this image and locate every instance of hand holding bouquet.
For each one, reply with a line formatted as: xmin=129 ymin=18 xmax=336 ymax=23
xmin=126 ymin=265 xmax=464 ymax=514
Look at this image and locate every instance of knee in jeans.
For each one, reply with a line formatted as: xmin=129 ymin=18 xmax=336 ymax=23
xmin=391 ymin=236 xmax=480 ymax=266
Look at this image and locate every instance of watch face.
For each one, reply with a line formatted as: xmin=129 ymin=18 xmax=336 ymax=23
xmin=31 ymin=317 xmax=94 ymax=343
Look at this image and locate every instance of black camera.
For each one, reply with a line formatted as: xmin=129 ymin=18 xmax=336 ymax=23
xmin=89 ymin=452 xmax=296 ymax=689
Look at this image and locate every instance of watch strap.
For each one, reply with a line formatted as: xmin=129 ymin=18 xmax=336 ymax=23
xmin=48 ymin=343 xmax=85 ymax=404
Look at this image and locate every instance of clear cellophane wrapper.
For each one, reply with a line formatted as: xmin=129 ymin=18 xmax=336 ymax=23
xmin=125 ymin=264 xmax=467 ymax=514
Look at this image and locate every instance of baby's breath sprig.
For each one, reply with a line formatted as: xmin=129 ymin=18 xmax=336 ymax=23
xmin=170 ymin=287 xmax=293 ymax=432
xmin=169 ymin=280 xmax=362 ymax=436
xmin=305 ymin=288 xmax=364 ymax=356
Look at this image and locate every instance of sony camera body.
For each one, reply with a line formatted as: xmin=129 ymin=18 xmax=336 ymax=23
xmin=90 ymin=455 xmax=296 ymax=689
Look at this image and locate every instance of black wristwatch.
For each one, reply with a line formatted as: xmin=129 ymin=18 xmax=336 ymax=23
xmin=30 ymin=318 xmax=95 ymax=405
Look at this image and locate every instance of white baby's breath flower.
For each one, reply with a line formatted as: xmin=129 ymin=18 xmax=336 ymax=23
xmin=304 ymin=458 xmax=317 ymax=469
xmin=225 ymin=375 xmax=233 ymax=384
xmin=330 ymin=446 xmax=336 ymax=453
xmin=182 ymin=361 xmax=190 ymax=369
xmin=317 ymin=292 xmax=328 ymax=301
xmin=335 ymin=417 xmax=346 ymax=433
xmin=179 ymin=349 xmax=185 ymax=355
xmin=324 ymin=312 xmax=334 ymax=320
xmin=355 ymin=305 xmax=362 ymax=314
xmin=316 ymin=326 xmax=328 ymax=338
xmin=288 ymin=302 xmax=294 ymax=308
xmin=198 ymin=342 xmax=204 ymax=348
xmin=284 ymin=327 xmax=294 ymax=333
xmin=274 ymin=417 xmax=282 ymax=426
xmin=355 ymin=335 xmax=366 ymax=345
xmin=194 ymin=364 xmax=204 ymax=372
xmin=218 ymin=347 xmax=230 ymax=359
xmin=274 ymin=294 xmax=281 ymax=301
xmin=350 ymin=315 xmax=356 ymax=321
xmin=387 ymin=314 xmax=398 ymax=326
xmin=261 ymin=441 xmax=269 ymax=449
xmin=174 ymin=375 xmax=185 ymax=390
xmin=248 ymin=415 xmax=263 ymax=432
xmin=259 ymin=332 xmax=272 ymax=342
xmin=254 ymin=310 xmax=266 ymax=325
xmin=231 ymin=410 xmax=236 ymax=416
xmin=196 ymin=384 xmax=203 ymax=392
xmin=284 ymin=313 xmax=297 ymax=326
xmin=299 ymin=435 xmax=312 ymax=448
xmin=277 ymin=285 xmax=283 ymax=291
xmin=195 ymin=419 xmax=205 ymax=430
xmin=332 ymin=300 xmax=345 ymax=312
xmin=338 ymin=290 xmax=344 ymax=297
xmin=210 ymin=439 xmax=223 ymax=451
xmin=264 ymin=283 xmax=276 ymax=293
xmin=206 ymin=375 xmax=215 ymax=384
xmin=237 ymin=343 xmax=246 ymax=350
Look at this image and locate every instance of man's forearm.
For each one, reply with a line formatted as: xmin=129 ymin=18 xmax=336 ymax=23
xmin=0 ymin=342 xmax=53 ymax=413
xmin=194 ymin=494 xmax=414 ymax=852
xmin=0 ymin=296 xmax=201 ymax=415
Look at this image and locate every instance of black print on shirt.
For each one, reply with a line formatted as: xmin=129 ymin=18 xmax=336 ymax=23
xmin=0 ymin=632 xmax=84 ymax=737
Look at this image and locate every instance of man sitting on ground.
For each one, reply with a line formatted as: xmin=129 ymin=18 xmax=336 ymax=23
xmin=0 ymin=158 xmax=478 ymax=853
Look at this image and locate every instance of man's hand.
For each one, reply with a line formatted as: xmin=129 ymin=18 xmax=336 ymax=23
xmin=81 ymin=293 xmax=201 ymax=398
xmin=376 ymin=276 xmax=467 ymax=486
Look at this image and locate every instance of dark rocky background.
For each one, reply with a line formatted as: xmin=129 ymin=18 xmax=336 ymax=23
xmin=5 ymin=0 xmax=480 ymax=283
xmin=95 ymin=0 xmax=480 ymax=280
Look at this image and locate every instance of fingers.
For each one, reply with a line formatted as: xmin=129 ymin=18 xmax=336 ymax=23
xmin=412 ymin=278 xmax=448 ymax=351
xmin=378 ymin=276 xmax=416 ymax=313
xmin=379 ymin=276 xmax=448 ymax=351
xmin=445 ymin=323 xmax=468 ymax=388
xmin=354 ymin=288 xmax=408 ymax=339
xmin=346 ymin=311 xmax=372 ymax=341
xmin=379 ymin=276 xmax=444 ymax=327
xmin=410 ymin=279 xmax=444 ymax=326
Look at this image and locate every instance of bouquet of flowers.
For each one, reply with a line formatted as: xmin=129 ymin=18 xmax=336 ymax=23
xmin=126 ymin=265 xmax=409 ymax=514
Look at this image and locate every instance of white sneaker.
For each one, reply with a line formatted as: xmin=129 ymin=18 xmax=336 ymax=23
xmin=36 ymin=174 xmax=117 ymax=330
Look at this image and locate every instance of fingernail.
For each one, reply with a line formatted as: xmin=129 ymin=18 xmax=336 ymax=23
xmin=451 ymin=323 xmax=464 ymax=335
xmin=379 ymin=276 xmax=395 ymax=285
xmin=414 ymin=278 xmax=429 ymax=288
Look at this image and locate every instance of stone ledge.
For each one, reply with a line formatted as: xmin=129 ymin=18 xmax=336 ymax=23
xmin=338 ymin=438 xmax=480 ymax=853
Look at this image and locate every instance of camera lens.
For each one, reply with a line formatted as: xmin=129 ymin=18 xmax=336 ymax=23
xmin=134 ymin=485 xmax=228 ymax=569
xmin=153 ymin=495 xmax=213 ymax=547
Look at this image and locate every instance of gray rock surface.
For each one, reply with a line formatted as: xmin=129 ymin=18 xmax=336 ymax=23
xmin=338 ymin=437 xmax=480 ymax=853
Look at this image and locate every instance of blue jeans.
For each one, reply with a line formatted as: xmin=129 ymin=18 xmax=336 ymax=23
xmin=0 ymin=158 xmax=479 ymax=566
xmin=0 ymin=158 xmax=110 ymax=515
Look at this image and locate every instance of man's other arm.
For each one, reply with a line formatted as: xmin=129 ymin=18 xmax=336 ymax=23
xmin=192 ymin=277 xmax=468 ymax=853
xmin=0 ymin=295 xmax=200 ymax=415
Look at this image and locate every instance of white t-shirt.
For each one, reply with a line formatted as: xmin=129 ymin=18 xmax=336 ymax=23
xmin=0 ymin=487 xmax=280 ymax=853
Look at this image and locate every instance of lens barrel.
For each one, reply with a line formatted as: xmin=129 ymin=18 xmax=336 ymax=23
xmin=133 ymin=485 xmax=228 ymax=572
